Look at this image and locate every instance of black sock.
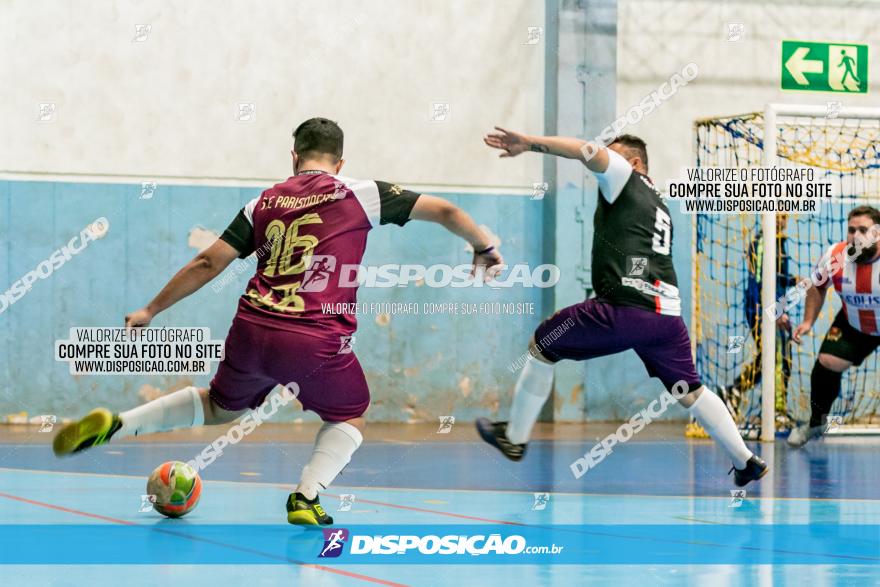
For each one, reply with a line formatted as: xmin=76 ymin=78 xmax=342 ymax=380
xmin=295 ymin=491 xmax=320 ymax=504
xmin=809 ymin=362 xmax=843 ymax=427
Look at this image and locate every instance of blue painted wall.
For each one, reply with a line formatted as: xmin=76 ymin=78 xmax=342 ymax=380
xmin=0 ymin=180 xmax=543 ymax=423
xmin=0 ymin=178 xmax=694 ymax=423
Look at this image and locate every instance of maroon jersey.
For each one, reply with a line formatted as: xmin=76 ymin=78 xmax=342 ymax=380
xmin=220 ymin=171 xmax=420 ymax=336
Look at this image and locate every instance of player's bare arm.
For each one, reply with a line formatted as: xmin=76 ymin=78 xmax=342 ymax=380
xmin=409 ymin=194 xmax=504 ymax=273
xmin=483 ymin=126 xmax=611 ymax=173
xmin=125 ymin=239 xmax=241 ymax=328
xmin=792 ymin=281 xmax=830 ymax=344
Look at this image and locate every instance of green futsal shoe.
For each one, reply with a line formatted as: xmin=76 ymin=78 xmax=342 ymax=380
xmin=52 ymin=408 xmax=121 ymax=456
xmin=286 ymin=492 xmax=334 ymax=526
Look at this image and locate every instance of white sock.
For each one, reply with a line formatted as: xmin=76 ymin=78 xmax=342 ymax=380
xmin=688 ymin=387 xmax=752 ymax=469
xmin=297 ymin=422 xmax=363 ymax=500
xmin=505 ymin=356 xmax=554 ymax=444
xmin=118 ymin=386 xmax=205 ymax=438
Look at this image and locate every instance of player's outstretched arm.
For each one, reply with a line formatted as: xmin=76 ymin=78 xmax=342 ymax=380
xmin=409 ymin=195 xmax=503 ymax=276
xmin=483 ymin=126 xmax=611 ymax=173
xmin=792 ymin=283 xmax=829 ymax=344
xmin=125 ymin=239 xmax=241 ymax=327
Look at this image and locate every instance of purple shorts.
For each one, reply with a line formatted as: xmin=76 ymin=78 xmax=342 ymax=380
xmin=209 ymin=314 xmax=369 ymax=421
xmin=533 ymin=299 xmax=701 ymax=392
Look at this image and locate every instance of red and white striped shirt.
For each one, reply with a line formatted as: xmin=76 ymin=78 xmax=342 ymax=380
xmin=818 ymin=241 xmax=880 ymax=335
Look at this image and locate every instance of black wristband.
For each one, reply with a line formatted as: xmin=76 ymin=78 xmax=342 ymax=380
xmin=475 ymin=245 xmax=495 ymax=255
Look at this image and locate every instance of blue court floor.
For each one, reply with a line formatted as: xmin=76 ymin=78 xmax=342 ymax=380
xmin=0 ymin=434 xmax=878 ymax=586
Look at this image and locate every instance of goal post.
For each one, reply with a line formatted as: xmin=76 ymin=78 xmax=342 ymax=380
xmin=693 ymin=103 xmax=880 ymax=441
xmin=760 ymin=105 xmax=777 ymax=441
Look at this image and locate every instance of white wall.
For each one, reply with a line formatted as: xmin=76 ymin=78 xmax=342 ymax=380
xmin=1 ymin=0 xmax=544 ymax=189
xmin=617 ymin=0 xmax=880 ymax=183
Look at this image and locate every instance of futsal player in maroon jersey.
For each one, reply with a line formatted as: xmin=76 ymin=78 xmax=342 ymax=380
xmin=54 ymin=118 xmax=503 ymax=525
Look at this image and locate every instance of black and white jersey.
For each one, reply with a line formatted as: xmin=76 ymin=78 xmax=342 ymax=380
xmin=591 ymin=150 xmax=681 ymax=316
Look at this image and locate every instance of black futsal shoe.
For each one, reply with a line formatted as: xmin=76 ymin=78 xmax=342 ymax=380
xmin=730 ymin=455 xmax=769 ymax=487
xmin=475 ymin=418 xmax=526 ymax=462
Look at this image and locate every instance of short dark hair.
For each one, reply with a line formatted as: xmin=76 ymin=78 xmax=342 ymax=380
xmin=292 ymin=117 xmax=344 ymax=160
xmin=610 ymin=134 xmax=648 ymax=170
xmin=848 ymin=205 xmax=880 ymax=226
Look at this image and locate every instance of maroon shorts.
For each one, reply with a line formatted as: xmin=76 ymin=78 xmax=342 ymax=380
xmin=533 ymin=299 xmax=702 ymax=392
xmin=209 ymin=314 xmax=369 ymax=421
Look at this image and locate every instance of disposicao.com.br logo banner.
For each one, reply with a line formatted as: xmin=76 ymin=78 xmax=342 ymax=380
xmin=3 ymin=524 xmax=878 ymax=565
xmin=315 ymin=525 xmax=567 ymax=563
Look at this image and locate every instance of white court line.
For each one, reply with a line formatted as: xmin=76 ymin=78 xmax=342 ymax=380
xmin=0 ymin=466 xmax=878 ymax=503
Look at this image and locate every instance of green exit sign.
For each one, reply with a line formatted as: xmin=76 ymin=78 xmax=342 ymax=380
xmin=781 ymin=40 xmax=868 ymax=93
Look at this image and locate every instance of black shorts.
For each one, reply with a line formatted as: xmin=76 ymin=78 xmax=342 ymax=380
xmin=818 ymin=310 xmax=880 ymax=366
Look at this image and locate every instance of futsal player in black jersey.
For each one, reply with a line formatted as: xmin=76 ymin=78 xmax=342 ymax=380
xmin=476 ymin=128 xmax=767 ymax=487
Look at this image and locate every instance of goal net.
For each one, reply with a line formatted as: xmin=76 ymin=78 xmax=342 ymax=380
xmin=693 ymin=105 xmax=880 ymax=437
